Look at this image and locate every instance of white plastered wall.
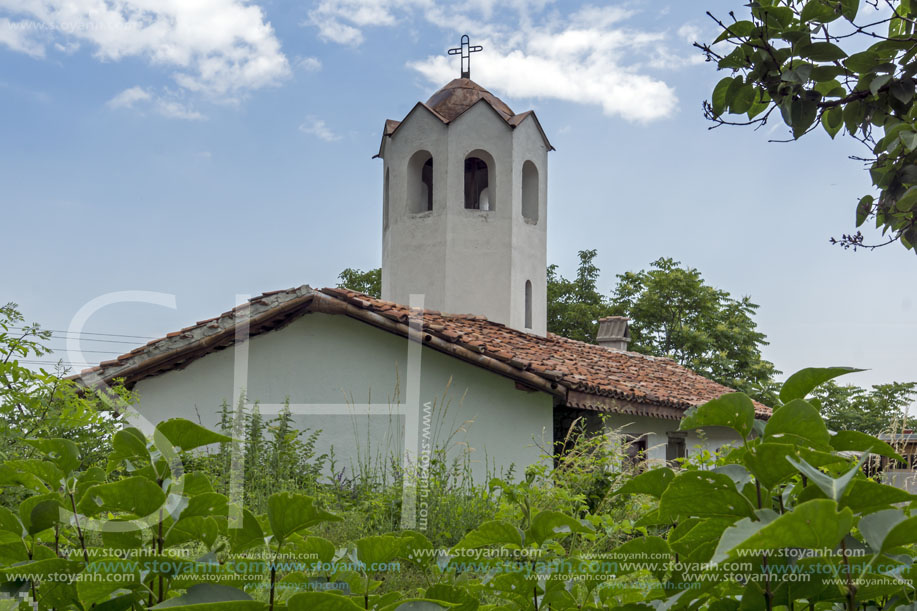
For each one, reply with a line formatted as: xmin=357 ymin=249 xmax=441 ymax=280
xmin=132 ymin=313 xmax=554 ymax=482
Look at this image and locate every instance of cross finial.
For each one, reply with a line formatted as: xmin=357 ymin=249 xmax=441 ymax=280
xmin=448 ymin=35 xmax=483 ymax=79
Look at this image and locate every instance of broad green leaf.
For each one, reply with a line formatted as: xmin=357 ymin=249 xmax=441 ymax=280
xmin=379 ymin=601 xmax=452 ymax=611
xmin=845 ymin=51 xmax=880 ymax=73
xmin=780 ymin=367 xmax=862 ymax=402
xmin=18 ymin=493 xmax=59 ymax=535
xmin=659 ymin=471 xmax=756 ymax=520
xmin=841 ymin=0 xmax=858 ymax=20
xmin=267 ymin=492 xmax=340 ymax=544
xmin=800 ymin=42 xmax=847 ymax=62
xmin=711 ymin=77 xmax=734 ymax=117
xmin=602 ymin=536 xmax=672 ymax=582
xmin=166 ymin=516 xmax=219 ymax=549
xmin=744 ymin=443 xmax=800 ymax=490
xmin=356 ymin=535 xmax=408 ymax=565
xmin=0 ymin=558 xmax=84 ymax=581
xmin=24 ymin=438 xmax=80 ymax=475
xmin=4 ymin=459 xmax=65 ymax=489
xmin=713 ymin=20 xmax=756 ymax=43
xmin=424 ymin=584 xmax=477 ymax=611
xmin=174 ymin=473 xmax=214 ymax=496
xmin=614 ymin=467 xmax=674 ymax=498
xmin=896 ymin=185 xmax=917 ymax=211
xmin=831 ymin=430 xmax=904 ymax=462
xmin=227 ymin=506 xmax=264 ymax=553
xmin=0 ymin=506 xmax=24 ymax=537
xmin=822 ymin=106 xmax=843 ymax=138
xmin=77 ymin=476 xmax=166 ymax=517
xmin=151 ymin=584 xmax=261 ymax=609
xmin=730 ymin=84 xmax=756 ymax=115
xmin=711 ymin=510 xmax=778 ymax=564
xmin=287 ymin=592 xmax=365 ymax=610
xmin=669 ymin=517 xmax=735 ymax=564
xmin=786 ymin=453 xmax=867 ymax=502
xmin=728 ymin=500 xmax=853 ymax=557
xmin=856 ymin=195 xmax=874 ymax=226
xmin=801 ymin=0 xmax=841 ymax=23
xmin=859 ymin=509 xmax=917 ymax=553
xmin=0 ymin=463 xmax=49 ymax=492
xmin=27 ymin=499 xmax=60 ymax=535
xmin=154 ymin=419 xmax=231 ymax=453
xmin=840 ymin=478 xmax=916 ymax=514
xmin=289 ymin=534 xmax=336 ymax=563
xmin=764 ymin=399 xmax=831 ymax=449
xmin=791 ymin=98 xmax=818 ymax=138
xmin=101 ymin=519 xmax=145 ymax=550
xmin=453 ymin=520 xmax=524 ymax=549
xmin=871 ymin=73 xmax=893 ymax=95
xmin=180 ymin=493 xmax=228 ymax=520
xmin=526 ymin=510 xmax=593 ymax=545
xmin=680 ymin=392 xmax=755 ymax=440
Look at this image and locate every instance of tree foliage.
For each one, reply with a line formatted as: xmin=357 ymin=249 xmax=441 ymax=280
xmin=0 ymin=303 xmax=127 ymax=470
xmin=546 ymin=249 xmax=613 ymax=343
xmin=609 ymin=257 xmax=780 ymax=404
xmin=337 ymin=267 xmax=381 ymax=298
xmin=546 ymin=253 xmax=778 ymax=404
xmin=700 ymin=0 xmax=917 ymax=252
xmin=812 ymin=379 xmax=917 ymax=433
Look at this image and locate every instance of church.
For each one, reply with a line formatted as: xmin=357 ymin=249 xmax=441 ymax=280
xmin=75 ymin=41 xmax=763 ymax=479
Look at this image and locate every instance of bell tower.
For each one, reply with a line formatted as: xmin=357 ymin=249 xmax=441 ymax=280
xmin=375 ymin=37 xmax=553 ymax=335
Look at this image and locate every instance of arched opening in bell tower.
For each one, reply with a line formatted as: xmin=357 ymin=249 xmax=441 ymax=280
xmin=407 ymin=150 xmax=434 ymax=213
xmin=464 ymin=151 xmax=494 ymax=210
xmin=524 ymin=280 xmax=533 ymax=329
xmin=521 ymin=160 xmax=539 ymax=223
xmin=383 ymin=167 xmax=390 ymax=229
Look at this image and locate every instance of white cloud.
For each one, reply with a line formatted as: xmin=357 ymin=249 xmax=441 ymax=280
xmin=0 ymin=18 xmax=45 ymax=57
xmin=306 ymin=1 xmax=686 ymax=122
xmin=106 ymin=86 xmax=151 ymax=109
xmin=299 ymin=117 xmax=340 ymax=142
xmin=0 ymin=1 xmax=290 ymax=99
xmin=106 ymin=86 xmax=204 ymax=120
xmin=295 ymin=56 xmax=322 ymax=72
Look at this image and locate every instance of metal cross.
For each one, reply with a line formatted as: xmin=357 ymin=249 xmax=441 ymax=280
xmin=448 ymin=35 xmax=483 ymax=79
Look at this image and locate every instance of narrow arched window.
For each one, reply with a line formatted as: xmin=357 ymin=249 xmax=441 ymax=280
xmin=383 ymin=167 xmax=390 ymax=229
xmin=408 ymin=150 xmax=433 ymax=213
xmin=524 ymin=280 xmax=533 ymax=329
xmin=521 ymin=161 xmax=538 ymax=223
xmin=464 ymin=156 xmax=490 ymax=210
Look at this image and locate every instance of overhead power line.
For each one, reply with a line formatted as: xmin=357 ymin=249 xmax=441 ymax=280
xmin=8 ymin=326 xmax=157 ymax=341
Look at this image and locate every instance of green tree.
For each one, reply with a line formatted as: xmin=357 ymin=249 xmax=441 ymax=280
xmin=699 ymin=0 xmax=917 ymax=252
xmin=609 ymin=258 xmax=779 ymax=404
xmin=812 ymin=379 xmax=917 ymax=433
xmin=546 ymin=249 xmax=614 ymax=343
xmin=336 ymin=267 xmax=381 ymax=298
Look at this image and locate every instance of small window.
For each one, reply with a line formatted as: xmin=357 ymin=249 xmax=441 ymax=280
xmin=624 ymin=435 xmax=648 ymax=470
xmin=521 ymin=160 xmax=538 ymax=222
xmin=408 ymin=151 xmax=433 ymax=213
xmin=464 ymin=156 xmax=490 ymax=210
xmin=524 ymin=280 xmax=533 ymax=329
xmin=666 ymin=432 xmax=687 ymax=466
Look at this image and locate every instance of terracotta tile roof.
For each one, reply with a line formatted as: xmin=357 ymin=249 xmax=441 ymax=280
xmin=71 ymin=285 xmax=770 ymax=420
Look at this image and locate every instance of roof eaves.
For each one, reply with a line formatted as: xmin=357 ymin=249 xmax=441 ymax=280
xmin=74 ymin=286 xmax=317 ymax=389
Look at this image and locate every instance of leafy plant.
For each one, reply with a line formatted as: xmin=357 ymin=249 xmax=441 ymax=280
xmin=698 ymin=0 xmax=917 ymax=252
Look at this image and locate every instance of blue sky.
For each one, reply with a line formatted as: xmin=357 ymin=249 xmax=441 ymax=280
xmin=1 ymin=0 xmax=914 ymax=394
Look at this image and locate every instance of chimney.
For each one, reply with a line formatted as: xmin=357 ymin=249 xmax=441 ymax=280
xmin=597 ymin=316 xmax=631 ymax=351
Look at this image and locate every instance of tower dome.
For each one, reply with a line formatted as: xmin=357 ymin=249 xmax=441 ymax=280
xmin=425 ymin=78 xmax=515 ymax=122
